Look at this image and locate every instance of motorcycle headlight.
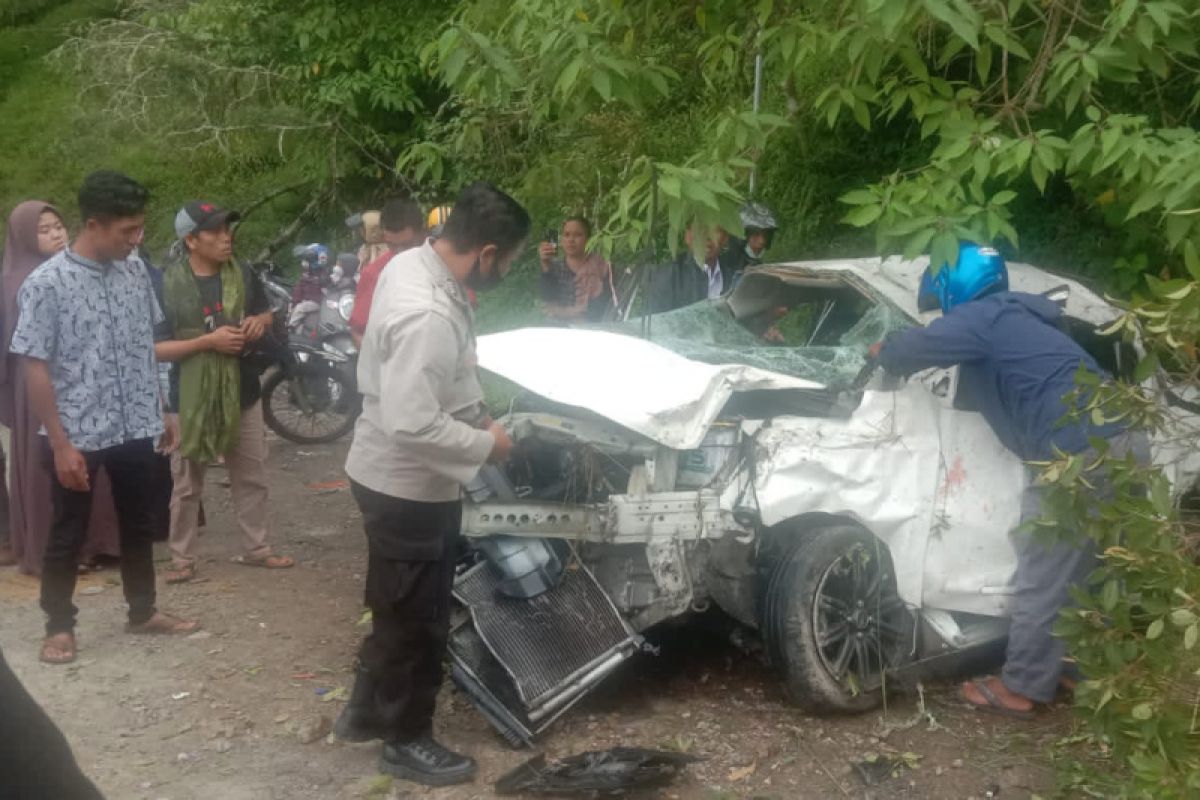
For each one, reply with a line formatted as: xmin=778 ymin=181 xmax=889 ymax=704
xmin=337 ymin=293 xmax=355 ymax=321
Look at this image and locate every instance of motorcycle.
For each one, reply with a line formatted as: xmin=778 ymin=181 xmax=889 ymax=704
xmin=256 ymin=258 xmax=361 ymax=444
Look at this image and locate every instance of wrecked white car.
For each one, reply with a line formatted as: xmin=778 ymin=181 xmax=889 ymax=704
xmin=449 ymin=256 xmax=1199 ymax=746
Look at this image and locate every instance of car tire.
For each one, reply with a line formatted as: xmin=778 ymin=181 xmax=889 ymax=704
xmin=762 ymin=524 xmax=913 ymax=714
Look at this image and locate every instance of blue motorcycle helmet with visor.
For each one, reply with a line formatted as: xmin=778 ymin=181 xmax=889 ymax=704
xmin=917 ymin=242 xmax=1009 ymax=313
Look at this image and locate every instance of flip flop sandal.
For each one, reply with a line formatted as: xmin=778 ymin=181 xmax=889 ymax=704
xmin=126 ymin=614 xmax=200 ymax=636
xmin=232 ymin=554 xmax=295 ymax=570
xmin=963 ymin=679 xmax=1036 ymax=720
xmin=40 ymin=633 xmax=77 ymax=665
xmin=164 ymin=564 xmax=197 ymax=584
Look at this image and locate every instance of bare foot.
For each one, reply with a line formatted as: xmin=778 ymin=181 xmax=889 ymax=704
xmin=126 ymin=612 xmax=200 ymax=636
xmin=40 ymin=632 xmax=77 ymax=664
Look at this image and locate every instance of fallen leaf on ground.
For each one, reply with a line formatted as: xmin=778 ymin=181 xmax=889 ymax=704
xmin=291 ymin=672 xmax=316 ymax=680
xmin=318 ymin=686 xmax=348 ymax=702
xmin=727 ymin=762 xmax=757 ymax=782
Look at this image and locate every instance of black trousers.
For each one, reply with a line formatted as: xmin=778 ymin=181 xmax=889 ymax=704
xmin=41 ymin=438 xmax=158 ymax=636
xmin=0 ymin=645 xmax=104 ymax=799
xmin=350 ymin=480 xmax=461 ymax=742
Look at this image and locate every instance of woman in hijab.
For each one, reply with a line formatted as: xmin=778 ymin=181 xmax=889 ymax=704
xmin=0 ymin=201 xmax=120 ymax=575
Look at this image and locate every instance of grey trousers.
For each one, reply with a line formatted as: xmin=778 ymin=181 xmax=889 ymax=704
xmin=1001 ymin=431 xmax=1151 ymax=703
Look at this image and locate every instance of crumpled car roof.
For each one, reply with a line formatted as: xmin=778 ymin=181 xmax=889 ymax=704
xmin=743 ymin=255 xmax=1120 ymax=326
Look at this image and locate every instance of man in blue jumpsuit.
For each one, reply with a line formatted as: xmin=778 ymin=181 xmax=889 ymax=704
xmin=872 ymin=244 xmax=1148 ymax=718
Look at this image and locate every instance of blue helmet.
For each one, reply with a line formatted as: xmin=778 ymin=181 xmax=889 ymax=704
xmin=917 ymin=242 xmax=1008 ymax=313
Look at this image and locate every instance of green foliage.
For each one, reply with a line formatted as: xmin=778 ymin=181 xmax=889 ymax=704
xmin=413 ymin=0 xmax=1200 ymax=285
xmin=1034 ymin=276 xmax=1200 ymax=797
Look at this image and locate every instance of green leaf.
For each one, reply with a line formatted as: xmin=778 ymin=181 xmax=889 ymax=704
xmin=930 ymin=231 xmax=959 ymax=271
xmin=991 ymin=190 xmax=1017 ymax=206
xmin=1146 ymin=618 xmax=1165 ymax=640
xmin=840 ymin=189 xmax=877 ymax=205
xmin=1170 ymin=609 xmax=1198 ymax=627
xmin=1186 ymin=623 xmax=1199 ymax=650
xmin=983 ymin=24 xmax=1030 ymax=59
xmin=442 ymin=48 xmax=469 ymax=86
xmin=844 ymin=204 xmax=883 ymax=227
xmin=1100 ymin=579 xmax=1120 ymax=612
xmin=1184 ymin=241 xmax=1200 ymax=282
xmin=1130 ymin=703 xmax=1154 ymax=721
xmin=1134 ymin=352 xmax=1160 ymax=383
xmin=976 ymin=43 xmax=992 ymax=82
xmin=591 ymin=69 xmax=612 ymax=102
xmin=923 ymin=0 xmax=980 ymax=50
xmin=556 ymin=57 xmax=584 ymax=97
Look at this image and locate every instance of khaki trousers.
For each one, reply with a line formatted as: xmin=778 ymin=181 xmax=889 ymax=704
xmin=169 ymin=400 xmax=271 ymax=568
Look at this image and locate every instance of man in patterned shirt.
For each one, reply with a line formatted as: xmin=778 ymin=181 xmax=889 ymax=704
xmin=10 ymin=171 xmax=199 ymax=665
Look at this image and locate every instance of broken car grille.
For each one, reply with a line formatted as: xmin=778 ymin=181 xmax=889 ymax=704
xmin=454 ymin=561 xmax=636 ymax=707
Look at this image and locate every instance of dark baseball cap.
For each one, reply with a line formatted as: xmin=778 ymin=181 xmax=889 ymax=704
xmin=175 ymin=201 xmax=241 ymax=239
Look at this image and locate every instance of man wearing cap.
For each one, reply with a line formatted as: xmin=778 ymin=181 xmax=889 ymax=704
xmin=155 ymin=201 xmax=293 ymax=583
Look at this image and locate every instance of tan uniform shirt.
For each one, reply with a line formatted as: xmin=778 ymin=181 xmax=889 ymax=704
xmin=345 ymin=242 xmax=493 ymax=502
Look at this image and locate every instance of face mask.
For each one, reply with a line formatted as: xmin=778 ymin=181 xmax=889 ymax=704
xmin=466 ymin=256 xmax=503 ymax=293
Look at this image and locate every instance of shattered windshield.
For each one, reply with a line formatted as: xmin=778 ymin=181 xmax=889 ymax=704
xmin=603 ymin=284 xmax=912 ymax=389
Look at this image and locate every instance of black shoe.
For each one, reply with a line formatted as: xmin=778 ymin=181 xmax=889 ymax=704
xmin=334 ymin=664 xmax=383 ymax=742
xmin=380 ymin=735 xmax=477 ymax=787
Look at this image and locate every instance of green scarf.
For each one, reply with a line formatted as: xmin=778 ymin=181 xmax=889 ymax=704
xmin=164 ymin=258 xmax=245 ymax=462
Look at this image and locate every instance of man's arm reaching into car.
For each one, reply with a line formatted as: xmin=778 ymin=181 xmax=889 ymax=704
xmin=873 ymin=309 xmax=989 ymax=376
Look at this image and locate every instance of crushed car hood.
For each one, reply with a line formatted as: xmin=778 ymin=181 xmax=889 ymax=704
xmin=476 ymin=328 xmax=822 ymax=450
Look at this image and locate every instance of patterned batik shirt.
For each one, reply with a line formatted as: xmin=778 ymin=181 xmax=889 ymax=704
xmin=9 ymin=248 xmax=165 ymax=452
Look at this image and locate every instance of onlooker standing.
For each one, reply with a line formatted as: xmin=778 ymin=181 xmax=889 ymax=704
xmin=156 ymin=202 xmax=293 ymax=584
xmin=9 ymin=171 xmax=199 ymax=665
xmin=538 ymin=216 xmax=617 ymax=322
xmin=349 ymin=197 xmax=426 ymax=347
xmin=0 ymin=200 xmax=122 ymax=576
xmin=723 ymin=202 xmax=778 ymax=279
xmin=355 ymin=210 xmax=390 ymax=270
xmin=337 ymin=182 xmax=528 ymax=786
xmin=647 ymin=223 xmax=731 ymax=313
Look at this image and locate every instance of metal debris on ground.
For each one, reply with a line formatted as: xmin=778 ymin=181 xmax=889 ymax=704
xmin=494 ymin=747 xmax=703 ymax=796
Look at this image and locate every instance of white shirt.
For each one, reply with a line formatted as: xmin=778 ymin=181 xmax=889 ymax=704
xmin=345 ymin=242 xmax=493 ymax=502
xmin=700 ymin=258 xmax=723 ymax=299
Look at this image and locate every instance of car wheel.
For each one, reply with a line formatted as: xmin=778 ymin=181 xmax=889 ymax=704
xmin=762 ymin=524 xmax=913 ymax=713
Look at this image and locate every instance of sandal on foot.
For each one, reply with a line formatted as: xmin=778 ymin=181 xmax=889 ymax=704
xmin=40 ymin=633 xmax=77 ymax=665
xmin=126 ymin=613 xmax=200 ymax=636
xmin=962 ymin=679 xmax=1036 ymax=720
xmin=232 ymin=554 xmax=295 ymax=570
xmin=163 ymin=564 xmax=197 ymax=584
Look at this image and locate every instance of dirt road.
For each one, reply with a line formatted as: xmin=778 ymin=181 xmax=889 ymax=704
xmin=0 ymin=436 xmax=1071 ymax=799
